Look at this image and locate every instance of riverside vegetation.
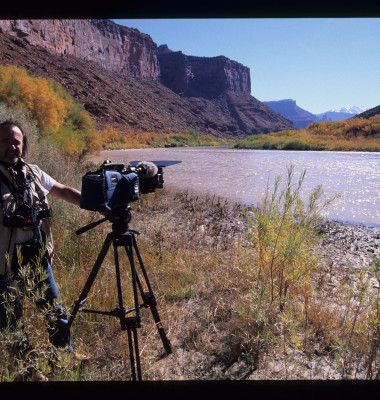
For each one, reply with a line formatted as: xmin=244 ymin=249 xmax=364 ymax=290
xmin=234 ymin=115 xmax=380 ymax=152
xmin=0 ymin=67 xmax=379 ymax=380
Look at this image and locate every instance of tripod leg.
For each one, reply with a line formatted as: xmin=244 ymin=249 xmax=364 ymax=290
xmin=115 ymin=234 xmax=144 ymax=378
xmin=113 ymin=239 xmax=126 ymax=325
xmin=129 ymin=234 xmax=172 ymax=355
xmin=126 ymin=325 xmax=142 ymax=381
xmin=68 ymin=232 xmax=113 ymax=329
xmin=149 ymin=305 xmax=172 ymax=355
xmin=132 ymin=325 xmax=142 ymax=380
xmin=127 ymin=327 xmax=136 ymax=381
xmin=134 ymin=330 xmax=142 ymax=380
xmin=124 ymin=238 xmax=141 ymax=327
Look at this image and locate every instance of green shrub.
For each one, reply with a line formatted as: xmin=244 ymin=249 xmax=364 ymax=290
xmin=244 ymin=164 xmax=338 ymax=313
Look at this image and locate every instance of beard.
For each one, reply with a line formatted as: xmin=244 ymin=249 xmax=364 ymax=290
xmin=1 ymin=150 xmax=22 ymax=166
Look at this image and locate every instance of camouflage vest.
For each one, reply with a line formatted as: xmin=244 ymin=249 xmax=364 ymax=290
xmin=0 ymin=161 xmax=54 ymax=276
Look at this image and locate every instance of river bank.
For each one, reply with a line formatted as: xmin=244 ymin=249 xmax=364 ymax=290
xmin=121 ymin=188 xmax=380 ymax=381
xmin=317 ymin=220 xmax=380 ymax=278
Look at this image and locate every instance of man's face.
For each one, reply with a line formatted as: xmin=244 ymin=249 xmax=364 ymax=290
xmin=0 ymin=125 xmax=24 ymax=166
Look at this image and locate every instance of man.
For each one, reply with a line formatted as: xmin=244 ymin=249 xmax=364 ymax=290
xmin=0 ymin=119 xmax=82 ymax=380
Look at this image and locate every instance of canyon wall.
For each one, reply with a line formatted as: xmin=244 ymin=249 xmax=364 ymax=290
xmin=0 ymin=20 xmax=252 ymax=98
xmin=0 ymin=19 xmax=160 ymax=80
xmin=157 ymin=45 xmax=251 ymax=98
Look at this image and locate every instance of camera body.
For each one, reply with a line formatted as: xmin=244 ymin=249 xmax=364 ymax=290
xmin=80 ymin=160 xmax=168 ymax=212
xmin=3 ymin=206 xmax=52 ymax=229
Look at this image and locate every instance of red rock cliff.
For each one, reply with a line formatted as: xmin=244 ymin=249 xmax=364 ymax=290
xmin=0 ymin=19 xmax=160 ymax=80
xmin=0 ymin=20 xmax=252 ymax=98
xmin=157 ymin=45 xmax=251 ymax=99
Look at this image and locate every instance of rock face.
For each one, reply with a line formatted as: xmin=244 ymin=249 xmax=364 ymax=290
xmin=0 ymin=19 xmax=296 ymax=138
xmin=0 ymin=19 xmax=160 ymax=80
xmin=157 ymin=45 xmax=251 ymax=98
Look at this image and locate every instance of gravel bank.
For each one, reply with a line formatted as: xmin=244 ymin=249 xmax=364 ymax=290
xmin=317 ymin=220 xmax=380 ymax=278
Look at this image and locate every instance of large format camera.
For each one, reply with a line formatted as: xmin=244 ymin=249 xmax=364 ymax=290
xmin=80 ymin=160 xmax=180 ymax=212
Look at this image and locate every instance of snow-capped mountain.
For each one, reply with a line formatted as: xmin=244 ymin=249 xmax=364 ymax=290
xmin=316 ymin=105 xmax=369 ymax=122
xmin=329 ymin=105 xmax=368 ymax=114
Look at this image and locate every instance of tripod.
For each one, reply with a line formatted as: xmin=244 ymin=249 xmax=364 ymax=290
xmin=67 ymin=207 xmax=172 ymax=381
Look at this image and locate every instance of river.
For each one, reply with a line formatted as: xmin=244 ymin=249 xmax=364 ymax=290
xmin=90 ymin=147 xmax=380 ymax=227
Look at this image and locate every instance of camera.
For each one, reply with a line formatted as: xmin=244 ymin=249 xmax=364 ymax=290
xmin=3 ymin=207 xmax=52 ymax=229
xmin=80 ymin=160 xmax=180 ymax=212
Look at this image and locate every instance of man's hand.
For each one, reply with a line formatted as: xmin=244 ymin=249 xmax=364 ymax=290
xmin=49 ymin=182 xmax=81 ymax=206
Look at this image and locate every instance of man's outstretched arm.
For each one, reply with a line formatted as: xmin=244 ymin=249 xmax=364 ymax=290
xmin=49 ymin=182 xmax=81 ymax=206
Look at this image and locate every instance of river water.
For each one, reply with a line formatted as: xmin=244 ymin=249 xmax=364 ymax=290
xmin=91 ymin=147 xmax=380 ymax=227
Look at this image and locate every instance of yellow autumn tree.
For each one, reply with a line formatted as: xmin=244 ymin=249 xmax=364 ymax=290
xmin=101 ymin=125 xmax=125 ymax=146
xmin=0 ymin=65 xmax=97 ymax=154
xmin=0 ymin=65 xmax=69 ymax=134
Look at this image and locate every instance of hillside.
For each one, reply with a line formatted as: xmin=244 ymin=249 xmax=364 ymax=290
xmin=355 ymin=104 xmax=380 ymax=119
xmin=0 ymin=19 xmax=296 ymax=139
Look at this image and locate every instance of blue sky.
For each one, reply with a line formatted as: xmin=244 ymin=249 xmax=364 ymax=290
xmin=113 ymin=18 xmax=380 ymax=115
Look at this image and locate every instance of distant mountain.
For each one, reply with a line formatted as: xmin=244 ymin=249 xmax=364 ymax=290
xmin=317 ymin=111 xmax=355 ymax=122
xmin=264 ymin=100 xmax=369 ymax=128
xmin=263 ymin=99 xmax=319 ymax=129
xmin=330 ymin=105 xmax=367 ymax=114
xmin=317 ymin=106 xmax=368 ymax=122
xmin=354 ymin=105 xmax=380 ymax=119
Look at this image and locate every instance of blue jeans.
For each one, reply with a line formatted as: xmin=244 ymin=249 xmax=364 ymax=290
xmin=0 ymin=259 xmax=72 ymax=353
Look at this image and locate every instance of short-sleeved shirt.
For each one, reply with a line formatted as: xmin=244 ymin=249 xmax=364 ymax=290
xmin=40 ymin=170 xmax=56 ymax=192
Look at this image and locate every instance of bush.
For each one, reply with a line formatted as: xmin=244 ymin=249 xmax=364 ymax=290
xmin=281 ymin=139 xmax=311 ymax=150
xmin=244 ymin=165 xmax=337 ymax=313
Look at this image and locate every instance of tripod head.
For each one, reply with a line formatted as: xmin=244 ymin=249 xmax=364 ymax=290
xmin=76 ymin=206 xmax=133 ymax=236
